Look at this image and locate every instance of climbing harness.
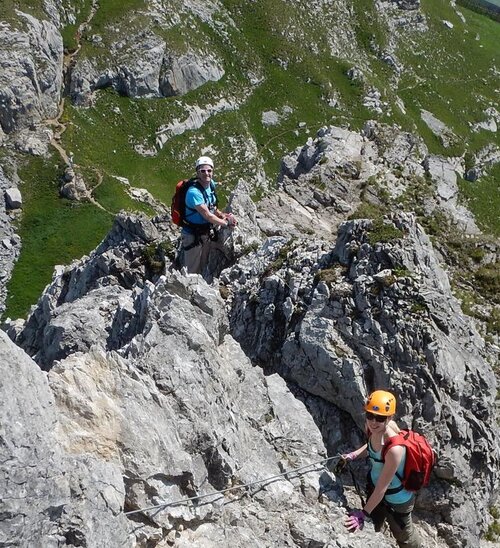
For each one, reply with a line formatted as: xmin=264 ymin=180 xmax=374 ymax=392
xmin=124 ymin=454 xmax=343 ymax=517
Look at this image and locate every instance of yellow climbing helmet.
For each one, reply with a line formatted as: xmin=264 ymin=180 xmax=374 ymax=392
xmin=365 ymin=390 xmax=396 ymax=416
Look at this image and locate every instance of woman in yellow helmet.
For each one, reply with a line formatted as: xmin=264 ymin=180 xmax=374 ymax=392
xmin=342 ymin=390 xmax=422 ymax=548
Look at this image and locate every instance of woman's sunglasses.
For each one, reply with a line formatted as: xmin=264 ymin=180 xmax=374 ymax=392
xmin=365 ymin=412 xmax=387 ymax=423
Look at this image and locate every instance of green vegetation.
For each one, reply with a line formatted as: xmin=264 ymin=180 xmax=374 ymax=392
xmin=4 ymin=156 xmax=113 ymax=319
xmin=348 ymin=202 xmax=386 ymax=221
xmin=142 ymin=240 xmax=175 ymax=277
xmin=1 ymin=0 xmax=46 ymax=26
xmin=3 ymin=0 xmax=499 ymax=318
xmin=457 ymin=0 xmax=500 ymax=22
xmin=485 ymin=507 xmax=500 ymax=542
xmin=367 ymin=220 xmax=404 ymax=246
xmin=458 ymin=165 xmax=500 ymax=236
xmin=315 ymin=268 xmax=340 ymax=285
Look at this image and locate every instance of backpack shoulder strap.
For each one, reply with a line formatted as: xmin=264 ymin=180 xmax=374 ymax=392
xmin=381 ymin=432 xmax=407 ymax=460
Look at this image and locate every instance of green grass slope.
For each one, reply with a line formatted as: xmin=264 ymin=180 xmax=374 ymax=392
xmin=3 ymin=0 xmax=499 ymax=319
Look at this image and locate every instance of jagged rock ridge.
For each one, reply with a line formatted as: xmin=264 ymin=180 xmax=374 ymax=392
xmin=3 ymin=193 xmax=499 ymax=547
xmin=2 ymin=212 xmax=398 ymax=548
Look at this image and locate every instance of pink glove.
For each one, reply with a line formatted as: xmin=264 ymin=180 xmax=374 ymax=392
xmin=345 ymin=509 xmax=366 ymax=532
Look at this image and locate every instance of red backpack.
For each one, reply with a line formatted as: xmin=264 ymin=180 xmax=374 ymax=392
xmin=170 ymin=178 xmax=217 ymax=226
xmin=382 ymin=430 xmax=436 ymax=491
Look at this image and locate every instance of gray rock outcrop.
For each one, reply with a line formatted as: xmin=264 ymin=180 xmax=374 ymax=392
xmin=223 ymin=212 xmax=499 ymax=547
xmin=0 ymin=166 xmax=21 ymax=316
xmin=0 ymin=13 xmax=63 ymax=134
xmin=2 ymin=182 xmax=497 ymax=547
xmin=3 ymin=213 xmax=400 ymax=548
xmin=420 ymin=110 xmax=457 ymax=149
xmin=70 ymin=32 xmax=225 ymax=105
xmin=0 ymin=330 xmax=131 ymax=547
xmin=422 ymin=154 xmax=480 ymax=234
xmin=60 ymin=167 xmax=89 ymax=200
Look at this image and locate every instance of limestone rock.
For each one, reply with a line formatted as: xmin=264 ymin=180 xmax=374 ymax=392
xmin=0 ymin=331 xmax=131 ymax=547
xmin=393 ymin=0 xmax=421 ymax=10
xmin=4 ymin=187 xmax=22 ymax=209
xmin=160 ymin=52 xmax=225 ymax=97
xmin=423 ymin=155 xmax=480 ymax=234
xmin=70 ymin=33 xmax=224 ymax=105
xmin=420 ymin=110 xmax=457 ymax=148
xmin=60 ymin=167 xmax=89 ymax=200
xmin=225 ymin=213 xmax=499 ymax=547
xmin=0 ymin=166 xmax=21 ymax=316
xmin=3 ymin=212 xmax=397 ymax=547
xmin=0 ymin=13 xmax=63 ymax=134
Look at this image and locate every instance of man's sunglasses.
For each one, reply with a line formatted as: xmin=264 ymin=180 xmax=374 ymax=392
xmin=365 ymin=412 xmax=387 ymax=423
xmin=199 ymin=169 xmax=212 ymax=174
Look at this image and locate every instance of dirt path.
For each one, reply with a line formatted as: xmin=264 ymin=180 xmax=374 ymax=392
xmin=44 ymin=1 xmax=115 ymax=215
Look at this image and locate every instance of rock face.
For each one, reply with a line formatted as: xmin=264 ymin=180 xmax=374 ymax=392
xmin=0 ymin=166 xmax=21 ymax=317
xmin=422 ymin=154 xmax=480 ymax=234
xmin=223 ymin=213 xmax=499 ymax=547
xmin=0 ymin=330 xmax=131 ymax=547
xmin=3 ymin=213 xmax=400 ymax=548
xmin=70 ymin=33 xmax=225 ymax=105
xmin=257 ymin=126 xmax=377 ymax=241
xmin=257 ymin=123 xmax=481 ymax=242
xmin=3 ymin=200 xmax=498 ymax=546
xmin=0 ymin=13 xmax=63 ymax=134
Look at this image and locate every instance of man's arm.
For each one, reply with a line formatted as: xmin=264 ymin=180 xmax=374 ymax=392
xmin=195 ymin=204 xmax=232 ymax=227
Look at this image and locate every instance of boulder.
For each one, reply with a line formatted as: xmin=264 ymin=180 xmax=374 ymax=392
xmin=4 ymin=187 xmax=22 ymax=209
xmin=0 ymin=331 xmax=131 ymax=547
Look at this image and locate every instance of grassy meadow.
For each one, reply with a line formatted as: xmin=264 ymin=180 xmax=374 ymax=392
xmin=3 ymin=0 xmax=499 ymax=319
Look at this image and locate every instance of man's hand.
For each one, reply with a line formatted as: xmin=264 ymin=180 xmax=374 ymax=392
xmin=226 ymin=213 xmax=237 ymax=227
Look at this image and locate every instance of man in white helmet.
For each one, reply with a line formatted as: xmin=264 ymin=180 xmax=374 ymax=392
xmin=180 ymin=155 xmax=237 ymax=275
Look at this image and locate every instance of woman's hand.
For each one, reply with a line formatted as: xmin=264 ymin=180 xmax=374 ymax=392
xmin=345 ymin=510 xmax=366 ymax=532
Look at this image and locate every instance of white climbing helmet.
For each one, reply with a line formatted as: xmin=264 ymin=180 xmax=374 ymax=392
xmin=195 ymin=156 xmax=214 ymax=170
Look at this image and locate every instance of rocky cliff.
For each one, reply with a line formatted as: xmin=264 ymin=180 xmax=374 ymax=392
xmin=2 ymin=174 xmax=499 ymax=547
xmin=1 ymin=212 xmax=400 ymax=548
xmin=0 ymin=0 xmax=499 ymax=547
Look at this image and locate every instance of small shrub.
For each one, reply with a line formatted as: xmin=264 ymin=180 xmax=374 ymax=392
xmin=142 ymin=241 xmax=174 ymax=275
xmin=348 ymin=202 xmax=384 ymax=221
xmin=315 ymin=268 xmax=339 ymax=285
xmin=394 ymin=266 xmax=411 ymax=278
xmin=367 ymin=220 xmax=404 ymax=246
xmin=474 ymin=263 xmax=500 ymax=303
xmin=463 ymin=151 xmax=475 ymax=173
xmin=242 ymin=242 xmax=260 ymax=255
xmin=410 ymin=302 xmax=427 ymax=314
xmin=485 ymin=519 xmax=500 ymax=542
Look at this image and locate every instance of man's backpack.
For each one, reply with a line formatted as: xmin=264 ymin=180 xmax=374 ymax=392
xmin=170 ymin=178 xmax=216 ymax=227
xmin=382 ymin=430 xmax=436 ymax=491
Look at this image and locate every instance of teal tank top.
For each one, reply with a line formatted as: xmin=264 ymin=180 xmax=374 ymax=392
xmin=368 ymin=439 xmax=413 ymax=505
